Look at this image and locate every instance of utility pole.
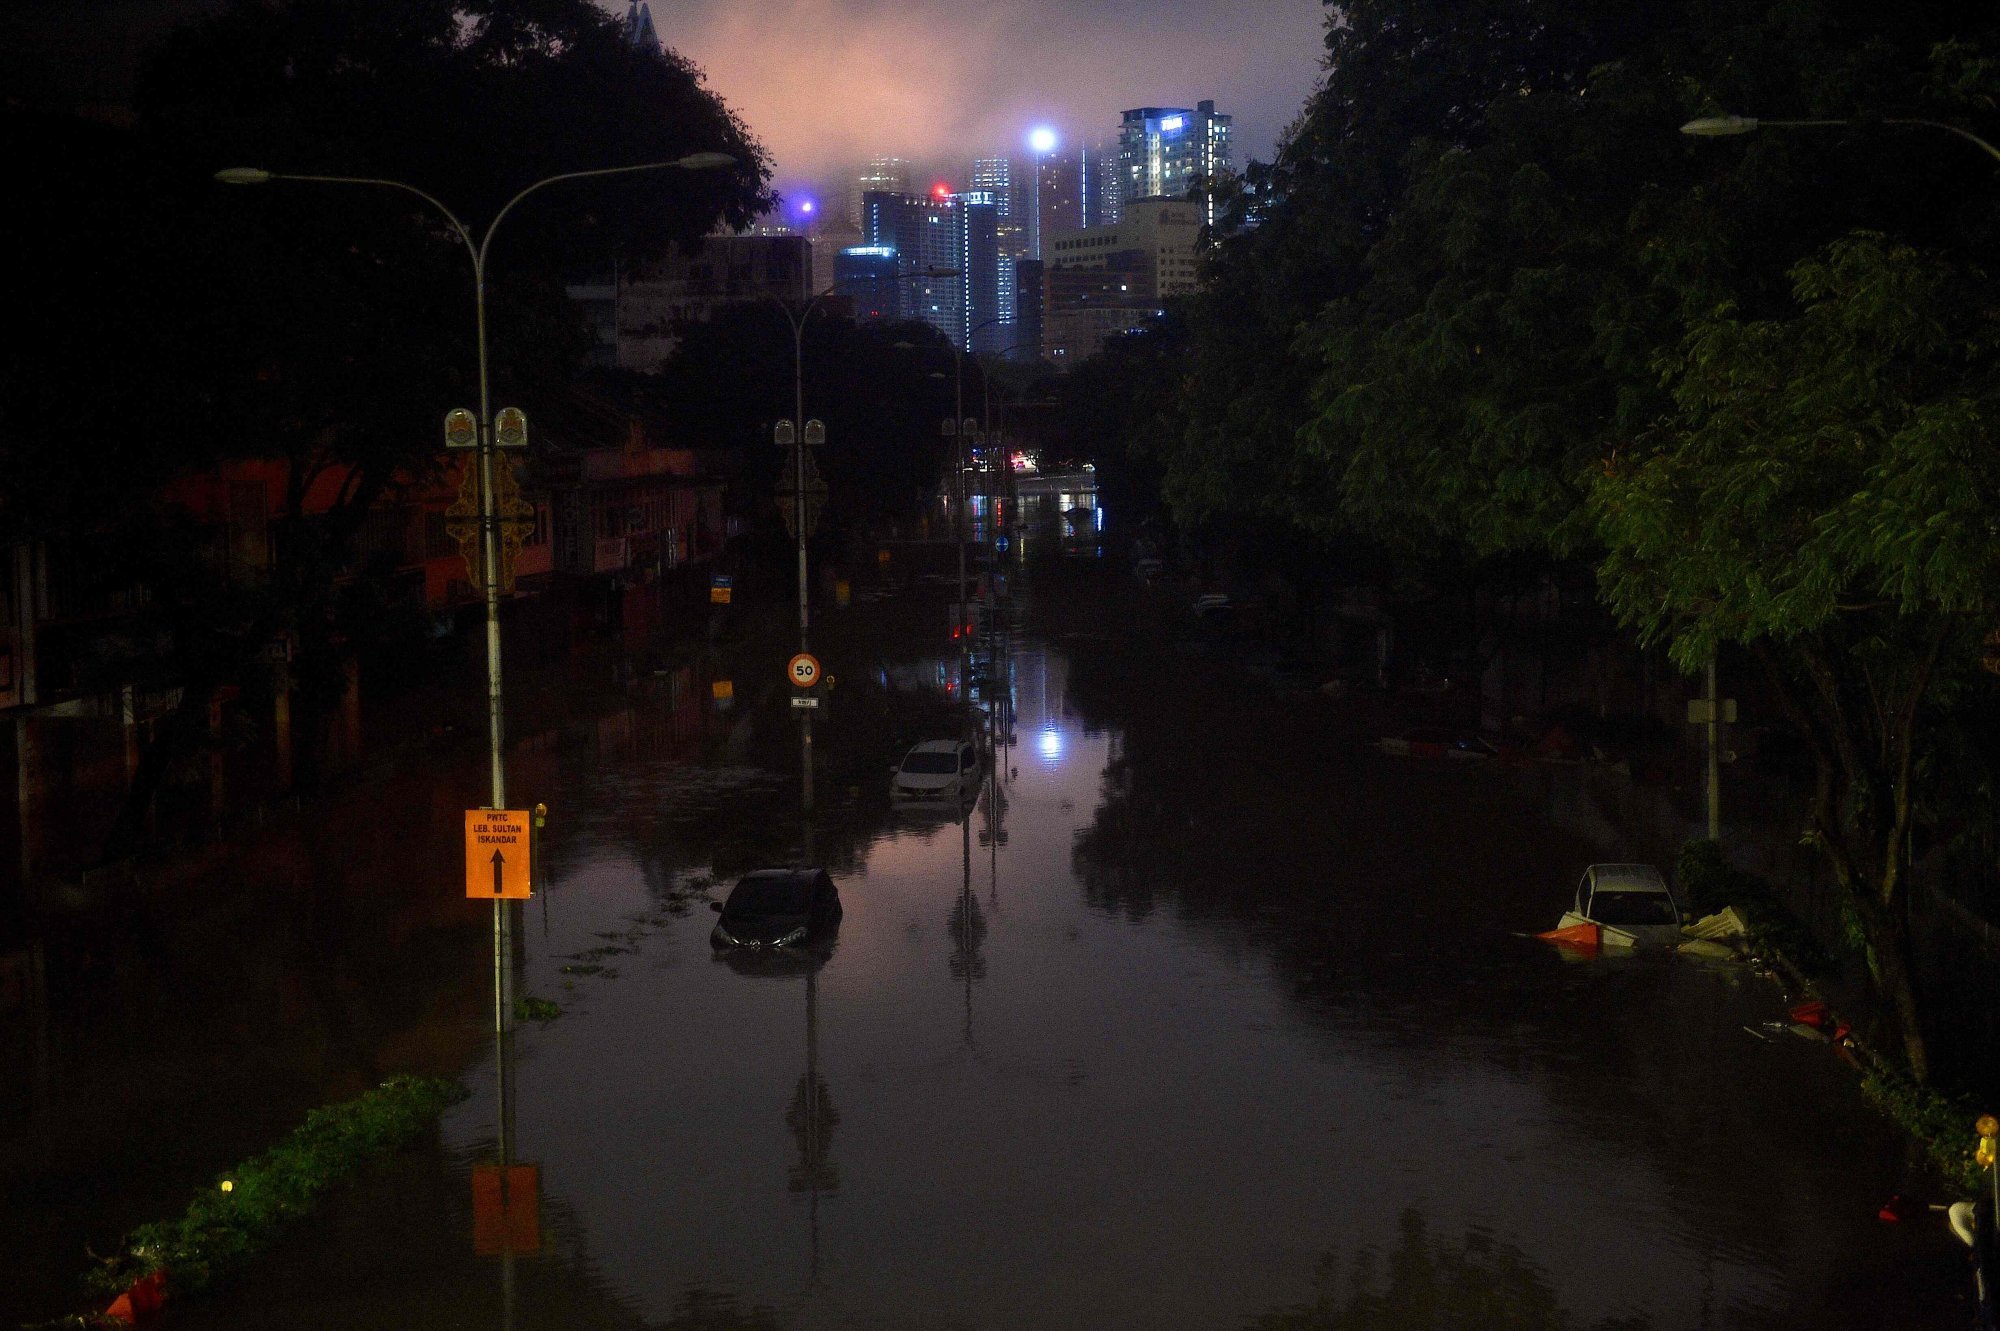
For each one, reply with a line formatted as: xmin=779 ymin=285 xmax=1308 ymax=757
xmin=1705 ymin=657 xmax=1723 ymax=840
xmin=217 ymin=151 xmax=737 ymax=1174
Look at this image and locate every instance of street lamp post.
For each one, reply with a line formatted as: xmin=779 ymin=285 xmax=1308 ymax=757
xmin=764 ymin=282 xmax=836 ymax=820
xmin=979 ymin=340 xmax=1049 ymax=559
xmin=942 ymin=317 xmax=1014 ymax=724
xmin=1679 ymin=115 xmax=2000 ymax=164
xmin=216 ymin=152 xmax=734 ymax=1164
xmin=765 ymin=268 xmax=956 ymax=821
xmin=1677 ymin=112 xmax=1999 ymax=850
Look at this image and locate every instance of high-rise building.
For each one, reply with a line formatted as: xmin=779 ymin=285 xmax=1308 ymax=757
xmin=862 ymin=189 xmax=961 ymax=346
xmin=972 ymin=158 xmax=1011 ymax=212
xmin=974 ymin=156 xmax=1028 ymax=260
xmin=1116 ymin=101 xmax=1234 ymax=227
xmin=1095 ymin=141 xmax=1125 ymax=227
xmin=623 ymin=1 xmax=659 ymax=51
xmin=565 ymin=235 xmax=812 ymax=372
xmin=953 ymin=190 xmax=1003 ymax=355
xmin=1035 ymin=153 xmax=1083 ymax=260
xmin=859 ymin=187 xmax=1006 ymax=352
xmin=1041 ymin=198 xmax=1201 ymax=363
xmin=832 ymin=246 xmax=900 ymax=320
xmin=1012 ymin=259 xmax=1044 ymax=362
xmin=808 ymin=221 xmax=863 ymax=304
xmin=849 ymin=158 xmax=911 ymax=229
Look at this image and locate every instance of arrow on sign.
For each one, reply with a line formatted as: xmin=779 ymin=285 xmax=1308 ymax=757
xmin=491 ymin=849 xmax=506 ymax=895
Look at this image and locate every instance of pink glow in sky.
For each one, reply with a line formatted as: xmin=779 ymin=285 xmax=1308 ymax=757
xmin=604 ymin=0 xmax=1327 ymax=184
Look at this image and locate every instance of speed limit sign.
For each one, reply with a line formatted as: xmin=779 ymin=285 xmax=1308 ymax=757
xmin=787 ymin=653 xmax=821 ymax=688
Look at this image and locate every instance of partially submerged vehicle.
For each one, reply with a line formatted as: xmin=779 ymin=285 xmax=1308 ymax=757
xmin=891 ymin=739 xmax=983 ymax=806
xmin=709 ymin=868 xmax=842 ymax=951
xmin=1543 ymin=863 xmax=1684 ymax=951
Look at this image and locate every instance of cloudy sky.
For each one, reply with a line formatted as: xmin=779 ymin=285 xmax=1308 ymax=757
xmin=607 ymin=0 xmax=1329 ymax=197
xmin=8 ymin=0 xmax=1328 ymax=200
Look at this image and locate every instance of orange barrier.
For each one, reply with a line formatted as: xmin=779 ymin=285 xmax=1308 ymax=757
xmin=103 ymin=1269 xmax=167 ymax=1323
xmin=1536 ymin=922 xmax=1601 ymax=953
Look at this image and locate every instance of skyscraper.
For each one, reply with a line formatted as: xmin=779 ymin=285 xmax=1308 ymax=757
xmin=859 ymin=187 xmax=1004 ymax=353
xmin=832 ymin=246 xmax=899 ymax=320
xmin=1095 ymin=141 xmax=1125 ymax=227
xmin=1036 ymin=153 xmax=1083 ymax=259
xmin=849 ymin=157 xmax=911 ymax=229
xmin=953 ymin=190 xmax=1003 ymax=355
xmin=622 ymin=1 xmax=658 ymax=51
xmin=862 ymin=188 xmax=962 ymax=347
xmin=1116 ymin=101 xmax=1234 ymax=227
xmin=972 ymin=158 xmax=1011 ymax=213
xmin=1042 ymin=198 xmax=1200 ymax=363
xmin=973 ymin=157 xmax=1027 ymax=260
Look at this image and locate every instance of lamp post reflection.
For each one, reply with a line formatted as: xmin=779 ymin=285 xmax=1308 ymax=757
xmin=787 ymin=960 xmax=839 ymax=1283
xmin=949 ymin=812 xmax=987 ymax=1048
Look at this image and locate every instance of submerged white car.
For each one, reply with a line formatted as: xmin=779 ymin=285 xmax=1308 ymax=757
xmin=891 ymin=739 xmax=982 ymax=805
xmin=1555 ymin=863 xmax=1684 ymax=949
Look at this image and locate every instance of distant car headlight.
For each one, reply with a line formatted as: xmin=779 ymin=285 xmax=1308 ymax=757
xmin=776 ymin=926 xmax=808 ymax=946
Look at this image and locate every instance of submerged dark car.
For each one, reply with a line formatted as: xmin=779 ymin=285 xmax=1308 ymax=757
xmin=710 ymin=869 xmax=841 ymax=950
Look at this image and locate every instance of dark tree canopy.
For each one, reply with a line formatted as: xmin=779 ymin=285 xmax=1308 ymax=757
xmin=1058 ymin=0 xmax=2000 ymax=1080
xmin=0 ymin=0 xmax=775 ymax=822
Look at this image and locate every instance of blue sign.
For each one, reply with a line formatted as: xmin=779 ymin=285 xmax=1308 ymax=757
xmin=711 ymin=574 xmax=732 ymax=588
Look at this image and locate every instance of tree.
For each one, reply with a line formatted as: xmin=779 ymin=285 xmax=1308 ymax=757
xmin=4 ymin=0 xmax=772 ymax=849
xmin=1118 ymin=0 xmax=2000 ymax=1080
xmin=638 ymin=307 xmax=957 ymax=550
xmin=1592 ymin=234 xmax=2000 ymax=1079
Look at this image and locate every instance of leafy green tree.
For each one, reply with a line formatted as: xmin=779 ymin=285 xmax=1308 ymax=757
xmin=1592 ymin=233 xmax=2000 ymax=1079
xmin=1114 ymin=0 xmax=2000 ymax=1079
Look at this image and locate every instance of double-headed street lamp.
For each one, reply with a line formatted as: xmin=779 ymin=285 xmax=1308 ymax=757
xmin=941 ymin=318 xmax=1014 ymax=706
xmin=217 ymin=153 xmax=734 ymax=813
xmin=766 ymin=268 xmax=956 ymax=817
xmin=216 ymin=151 xmax=734 ymax=1163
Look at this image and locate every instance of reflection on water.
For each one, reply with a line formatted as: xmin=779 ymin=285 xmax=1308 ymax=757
xmin=1249 ymin=1211 xmax=1648 ymax=1331
xmin=31 ymin=571 xmax=1972 ymax=1330
xmin=438 ymin=578 xmax=1964 ymax=1330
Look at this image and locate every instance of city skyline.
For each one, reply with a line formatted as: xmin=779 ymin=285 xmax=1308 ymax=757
xmin=608 ymin=0 xmax=1322 ymax=185
xmin=3 ymin=2 xmax=1316 ymax=221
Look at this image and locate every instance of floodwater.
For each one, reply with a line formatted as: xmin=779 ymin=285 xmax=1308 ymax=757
xmin=3 ymin=562 xmax=1977 ymax=1330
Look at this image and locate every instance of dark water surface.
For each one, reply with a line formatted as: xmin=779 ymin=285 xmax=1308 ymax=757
xmin=8 ymin=569 xmax=1975 ymax=1329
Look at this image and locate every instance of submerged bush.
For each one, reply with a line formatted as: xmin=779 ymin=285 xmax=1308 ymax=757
xmin=88 ymin=1074 xmax=464 ymax=1299
xmin=1675 ymin=839 xmax=1835 ymax=977
xmin=1860 ymin=1072 xmax=1988 ymax=1194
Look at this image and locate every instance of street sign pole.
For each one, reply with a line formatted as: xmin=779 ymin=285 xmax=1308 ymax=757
xmin=470 ymin=265 xmax=515 ymax=1175
xmin=1706 ymin=657 xmax=1721 ymax=842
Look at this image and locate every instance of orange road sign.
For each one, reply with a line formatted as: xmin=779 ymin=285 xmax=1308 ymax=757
xmin=465 ymin=809 xmax=532 ymax=899
xmin=472 ymin=1164 xmax=541 ymax=1255
xmin=787 ymin=653 xmax=821 ymax=688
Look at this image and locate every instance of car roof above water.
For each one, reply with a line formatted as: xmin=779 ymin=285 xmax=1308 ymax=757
xmin=904 ymin=739 xmax=963 ymax=755
xmin=733 ymin=867 xmax=829 ymax=890
xmin=1587 ymin=863 xmax=1669 ymax=893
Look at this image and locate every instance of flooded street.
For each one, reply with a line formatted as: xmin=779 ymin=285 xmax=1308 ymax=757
xmin=6 ymin=563 xmax=1974 ymax=1329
